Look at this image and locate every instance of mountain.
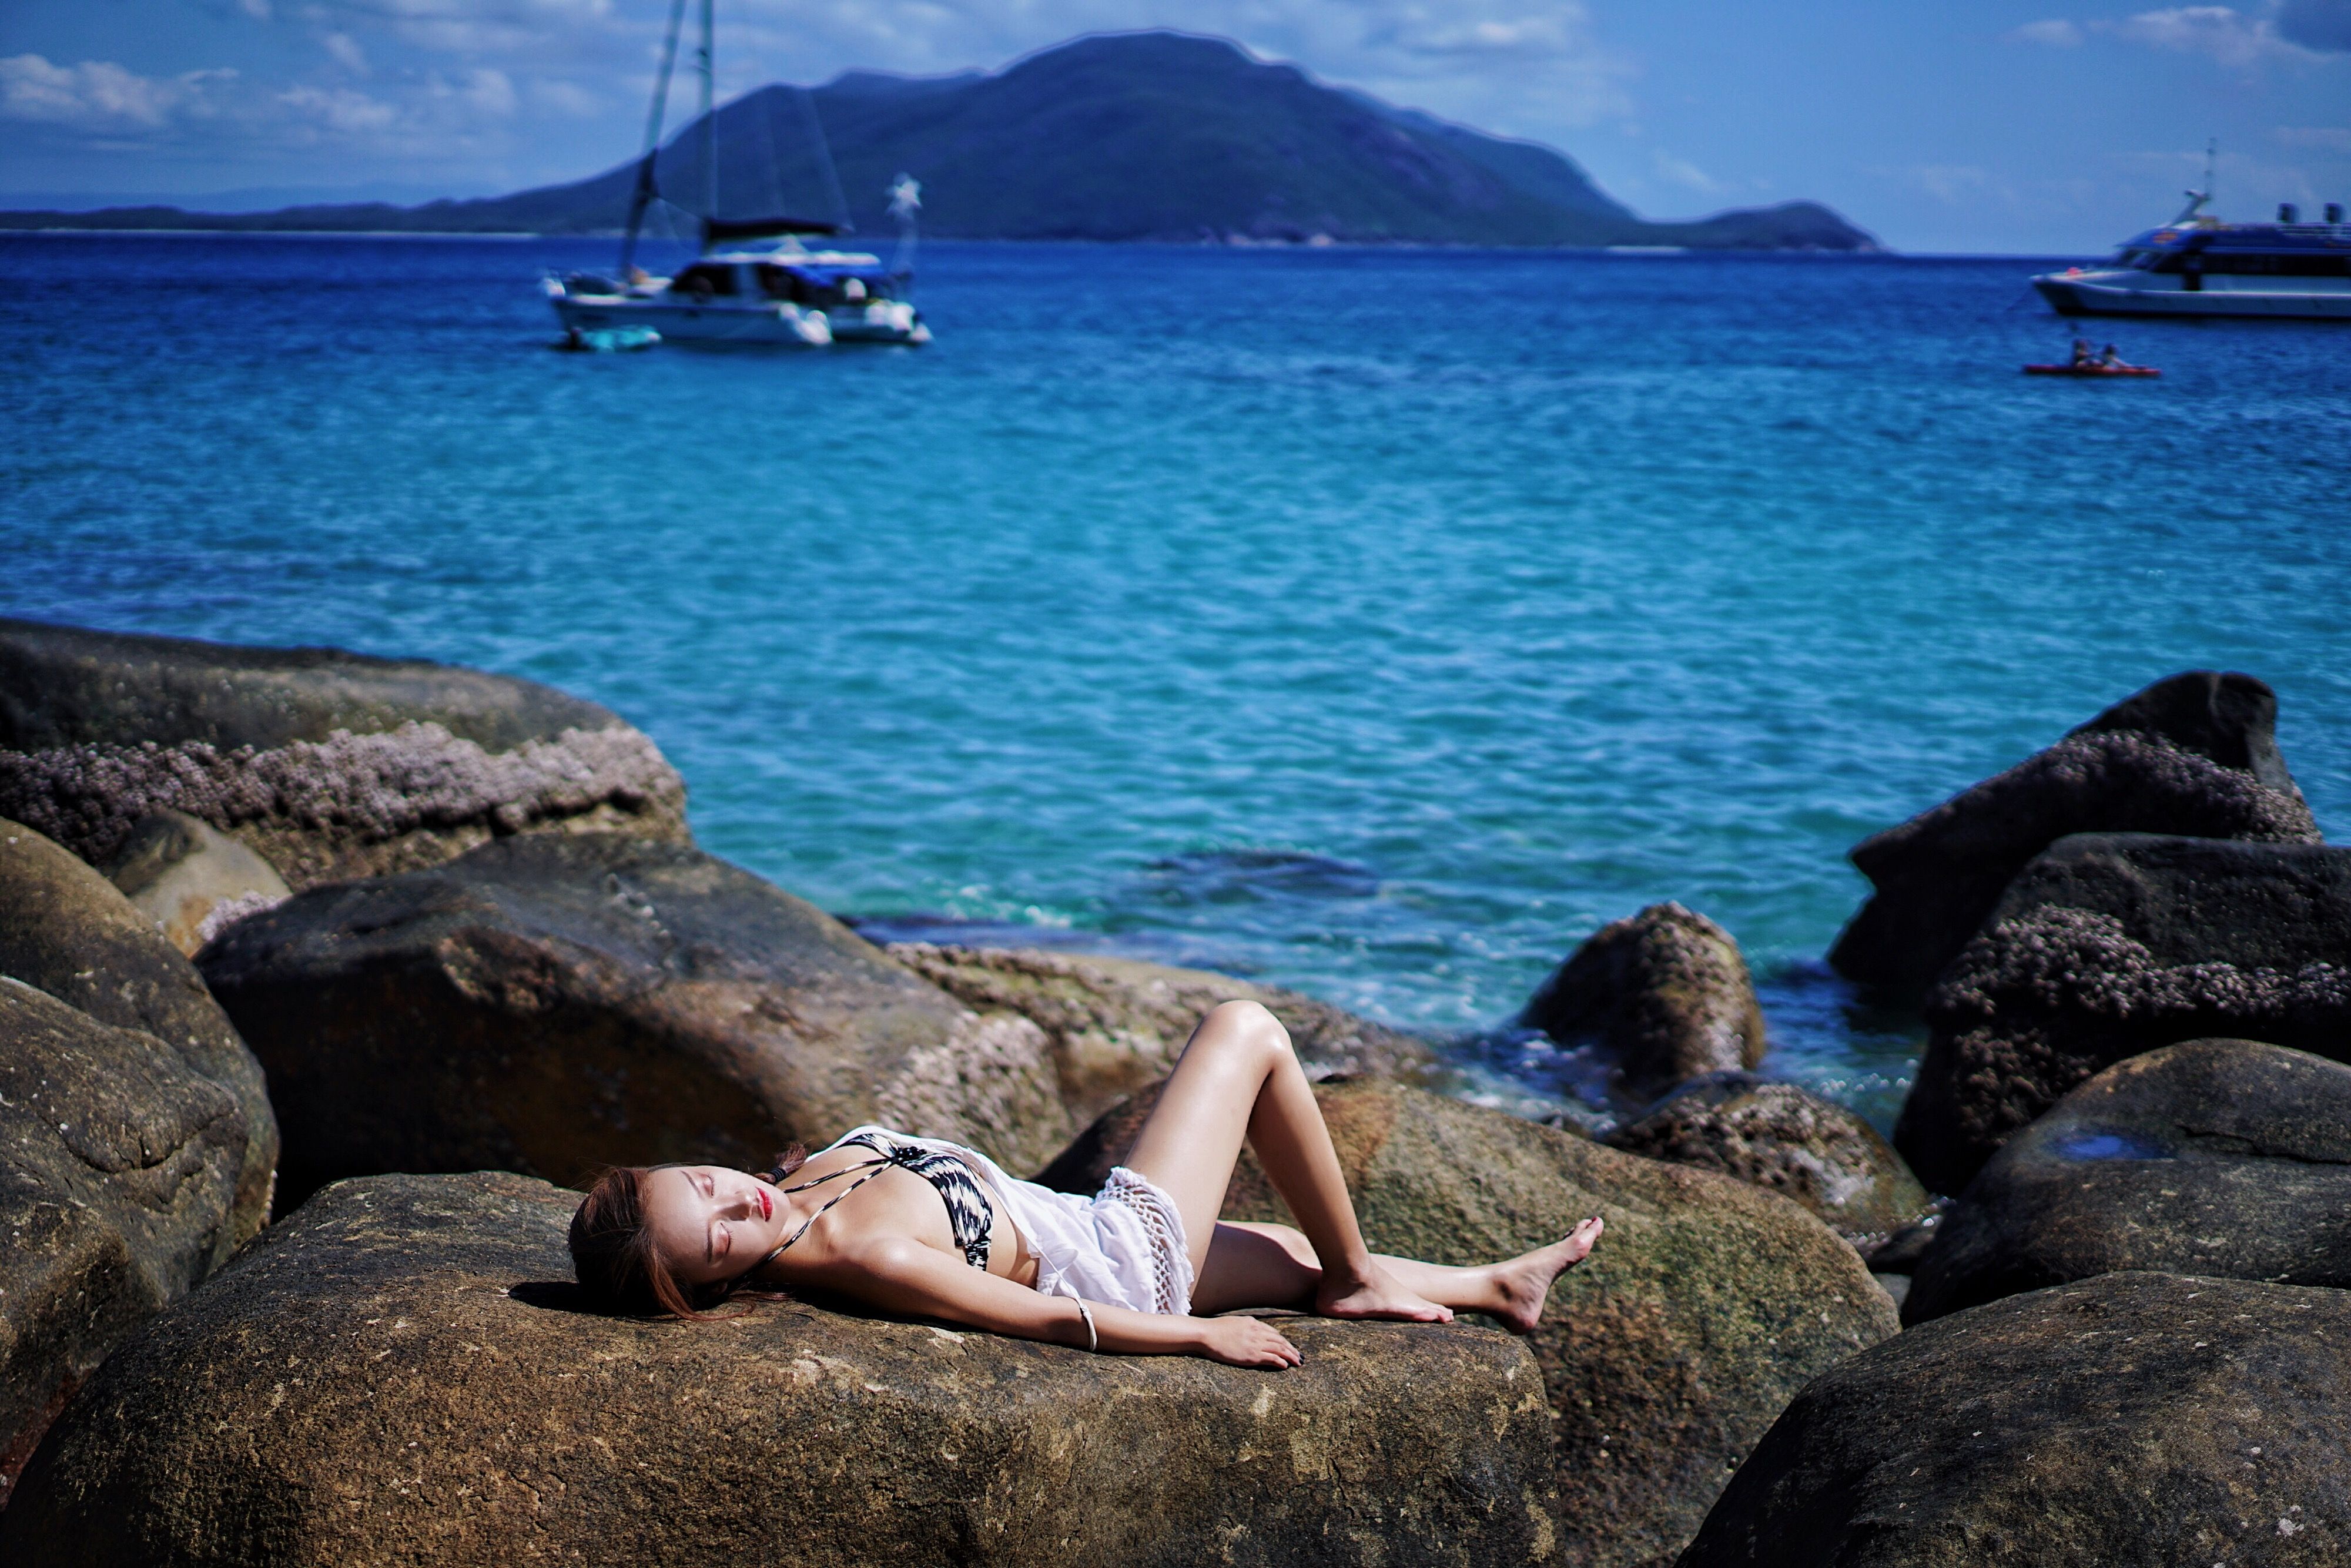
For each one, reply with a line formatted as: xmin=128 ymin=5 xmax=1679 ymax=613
xmin=0 ymin=32 xmax=1878 ymax=251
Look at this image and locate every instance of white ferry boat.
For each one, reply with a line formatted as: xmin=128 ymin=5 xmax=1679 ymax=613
xmin=2034 ymin=190 xmax=2350 ymax=321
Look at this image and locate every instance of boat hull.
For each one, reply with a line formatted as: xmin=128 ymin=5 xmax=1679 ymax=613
xmin=550 ymin=293 xmax=832 ymax=346
xmin=824 ymin=300 xmax=932 ymax=345
xmin=2034 ymin=270 xmax=2351 ymax=321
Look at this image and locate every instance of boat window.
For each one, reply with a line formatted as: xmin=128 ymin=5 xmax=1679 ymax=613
xmin=671 ymin=262 xmax=739 ymax=297
xmin=754 ymin=263 xmax=820 ymax=303
xmin=2195 ymin=252 xmax=2351 ymax=276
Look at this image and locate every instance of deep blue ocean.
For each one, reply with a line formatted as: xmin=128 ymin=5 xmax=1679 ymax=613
xmin=5 ymin=233 xmax=2347 ymax=1128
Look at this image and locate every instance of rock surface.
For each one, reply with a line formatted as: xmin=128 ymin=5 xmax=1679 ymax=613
xmin=1602 ymin=1074 xmax=1931 ymax=1248
xmin=1905 ymin=1039 xmax=2351 ymax=1324
xmin=0 ymin=1171 xmax=1560 ymax=1568
xmin=888 ymin=941 xmax=1439 ymax=1132
xmin=1522 ymin=903 xmax=1767 ymax=1105
xmin=1 ymin=817 xmax=277 ymax=1242
xmin=199 ymin=833 xmax=1071 ymax=1210
xmin=0 ymin=978 xmax=255 ymax=1506
xmin=1895 ymin=832 xmax=2351 ymax=1194
xmin=1679 ymin=1271 xmax=2351 ymax=1567
xmin=101 ymin=809 xmax=291 ymax=956
xmin=1047 ymin=1076 xmax=1897 ymax=1566
xmin=0 ymin=618 xmax=691 ymax=889
xmin=1828 ymin=671 xmax=2318 ymax=1000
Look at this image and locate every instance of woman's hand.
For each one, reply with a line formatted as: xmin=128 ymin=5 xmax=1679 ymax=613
xmin=1193 ymin=1314 xmax=1303 ymax=1369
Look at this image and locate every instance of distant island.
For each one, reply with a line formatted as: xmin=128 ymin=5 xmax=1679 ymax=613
xmin=0 ymin=32 xmax=1880 ymax=252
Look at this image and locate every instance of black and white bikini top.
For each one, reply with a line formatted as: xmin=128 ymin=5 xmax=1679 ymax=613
xmin=752 ymin=1125 xmax=996 ymax=1272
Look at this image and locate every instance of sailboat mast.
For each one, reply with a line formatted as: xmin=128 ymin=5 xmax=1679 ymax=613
xmin=618 ymin=0 xmax=688 ymax=276
xmin=698 ymin=0 xmax=717 ymax=245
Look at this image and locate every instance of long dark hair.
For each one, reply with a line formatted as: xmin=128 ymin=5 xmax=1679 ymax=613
xmin=569 ymin=1149 xmax=805 ymax=1319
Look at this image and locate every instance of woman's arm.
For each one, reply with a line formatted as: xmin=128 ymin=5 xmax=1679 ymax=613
xmin=801 ymin=1238 xmax=1303 ymax=1369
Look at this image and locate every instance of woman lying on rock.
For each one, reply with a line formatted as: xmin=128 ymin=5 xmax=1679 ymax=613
xmin=571 ymin=1000 xmax=1604 ymax=1369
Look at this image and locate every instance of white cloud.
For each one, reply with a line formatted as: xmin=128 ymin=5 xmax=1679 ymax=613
xmin=320 ymin=31 xmax=369 ymax=75
xmin=1650 ymin=148 xmax=1720 ymax=193
xmin=460 ymin=66 xmax=517 ymax=116
xmin=1910 ymin=163 xmax=1997 ymax=204
xmin=529 ymin=78 xmax=602 ymax=116
xmin=277 ymin=83 xmax=398 ymax=133
xmin=2007 ymin=19 xmax=2085 ymax=46
xmin=0 ymin=55 xmax=229 ymax=132
xmin=2274 ymin=123 xmax=2351 ymax=149
xmin=2102 ymin=6 xmax=2307 ymax=66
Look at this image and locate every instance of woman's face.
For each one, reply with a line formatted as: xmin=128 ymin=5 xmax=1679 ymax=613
xmin=641 ymin=1165 xmax=783 ymax=1287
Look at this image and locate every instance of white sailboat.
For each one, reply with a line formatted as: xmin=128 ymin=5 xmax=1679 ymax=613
xmin=543 ymin=0 xmax=928 ymax=347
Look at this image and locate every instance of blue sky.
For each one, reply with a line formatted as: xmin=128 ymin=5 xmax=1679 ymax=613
xmin=4 ymin=0 xmax=2347 ymax=252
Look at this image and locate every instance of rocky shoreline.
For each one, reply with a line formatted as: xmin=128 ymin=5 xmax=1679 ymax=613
xmin=1 ymin=617 xmax=2340 ymax=1563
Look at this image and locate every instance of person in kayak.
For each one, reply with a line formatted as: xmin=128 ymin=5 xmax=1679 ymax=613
xmin=2070 ymin=336 xmax=2095 ymax=367
xmin=569 ymin=999 xmax=1606 ymax=1369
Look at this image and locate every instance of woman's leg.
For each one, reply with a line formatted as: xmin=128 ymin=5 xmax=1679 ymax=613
xmin=1120 ymin=999 xmax=1451 ymax=1322
xmin=1191 ymin=1219 xmax=1606 ymax=1331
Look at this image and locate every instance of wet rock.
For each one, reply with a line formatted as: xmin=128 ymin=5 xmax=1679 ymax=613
xmin=0 ymin=617 xmax=691 ymax=890
xmin=0 ymin=1171 xmax=1559 ymax=1568
xmin=1859 ymin=1202 xmax=1951 ymax=1274
xmin=1047 ymin=1076 xmax=1897 ymax=1565
xmin=887 ymin=942 xmax=1438 ymax=1131
xmin=199 ymin=833 xmax=1070 ymax=1211
xmin=1522 ymin=903 xmax=1767 ymax=1104
xmin=1905 ymin=1039 xmax=2351 ymax=1324
xmin=1828 ymin=671 xmax=2318 ymax=1001
xmin=1679 ymin=1271 xmax=2351 ymax=1568
xmin=1602 ymin=1073 xmax=1931 ymax=1248
xmin=1895 ymin=832 xmax=2351 ymax=1195
xmin=0 ymin=978 xmax=253 ymax=1506
xmin=99 ymin=809 xmax=291 ymax=956
xmin=1 ymin=817 xmax=277 ymax=1243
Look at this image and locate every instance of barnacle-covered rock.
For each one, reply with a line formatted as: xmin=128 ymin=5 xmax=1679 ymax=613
xmin=0 ymin=617 xmax=690 ymax=889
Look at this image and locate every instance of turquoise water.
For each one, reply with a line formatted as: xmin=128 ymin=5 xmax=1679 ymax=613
xmin=6 ymin=234 xmax=2349 ymax=1127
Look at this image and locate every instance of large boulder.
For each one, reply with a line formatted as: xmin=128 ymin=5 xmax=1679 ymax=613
xmin=1522 ymin=903 xmax=1767 ymax=1105
xmin=0 ymin=1171 xmax=1559 ymax=1568
xmin=887 ymin=941 xmax=1439 ymax=1130
xmin=0 ymin=618 xmax=691 ymax=890
xmin=1 ymin=817 xmax=277 ymax=1242
xmin=1047 ymin=1077 xmax=1898 ymax=1566
xmin=101 ymin=809 xmax=291 ymax=957
xmin=1895 ymin=833 xmax=2351 ymax=1194
xmin=1602 ymin=1074 xmax=1931 ymax=1249
xmin=1828 ymin=671 xmax=2318 ymax=1000
xmin=198 ymin=833 xmax=1075 ymax=1211
xmin=0 ymin=979 xmax=256 ymax=1506
xmin=1905 ymin=1039 xmax=2351 ymax=1324
xmin=1679 ymin=1271 xmax=2351 ymax=1567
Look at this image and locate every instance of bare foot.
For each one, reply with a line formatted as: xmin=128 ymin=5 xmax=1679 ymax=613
xmin=1487 ymin=1217 xmax=1605 ymax=1334
xmin=1316 ymin=1261 xmax=1455 ymax=1324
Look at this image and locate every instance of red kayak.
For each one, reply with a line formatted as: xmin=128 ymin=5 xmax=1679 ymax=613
xmin=2024 ymin=363 xmax=2162 ymax=378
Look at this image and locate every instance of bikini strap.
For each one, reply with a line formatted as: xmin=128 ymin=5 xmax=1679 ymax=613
xmin=748 ymin=1135 xmax=929 ymax=1273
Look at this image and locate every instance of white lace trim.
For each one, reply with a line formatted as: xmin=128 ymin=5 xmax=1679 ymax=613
xmin=1099 ymin=1166 xmax=1195 ymax=1316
